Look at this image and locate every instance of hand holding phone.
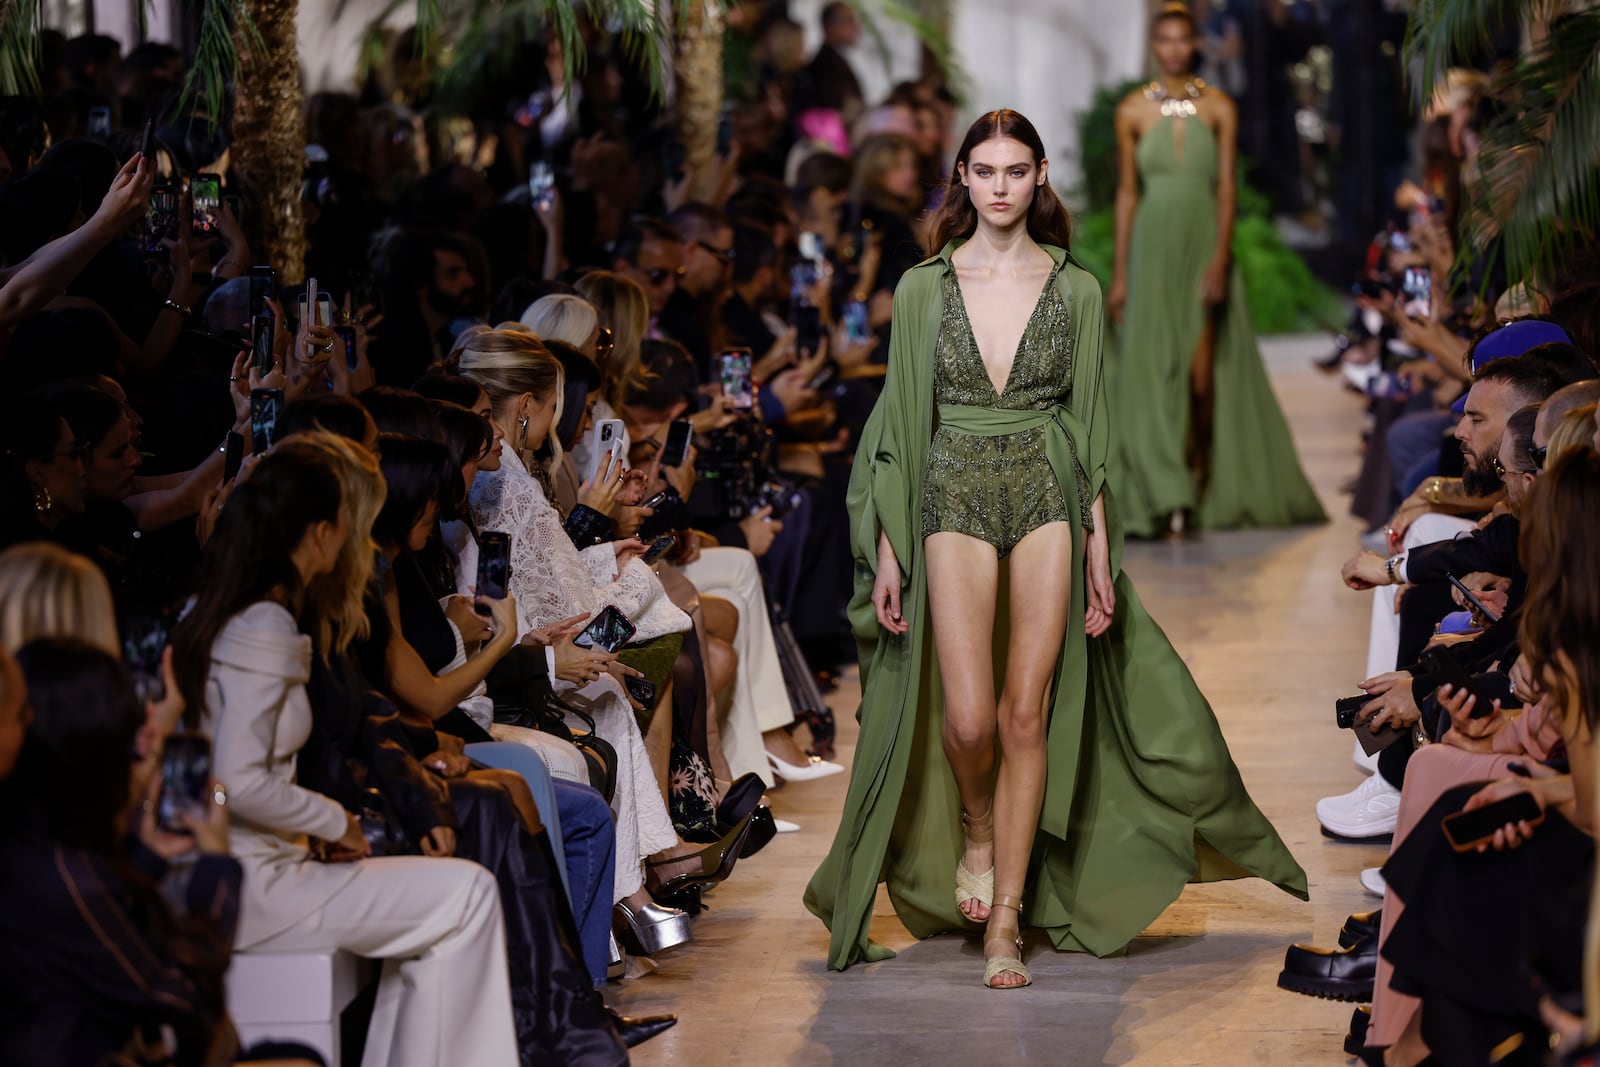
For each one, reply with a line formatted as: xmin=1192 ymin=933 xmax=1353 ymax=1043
xmin=640 ymin=534 xmax=677 ymax=565
xmin=573 ymin=605 xmax=636 ymax=653
xmin=191 ymin=173 xmax=222 ymax=238
xmin=250 ymin=388 xmax=284 ymax=455
xmin=660 ymin=419 xmax=694 ymax=469
xmin=1441 ymin=790 xmax=1544 ymax=852
xmin=156 ymin=733 xmax=213 ymax=836
xmin=475 ymin=531 xmax=512 ymax=617
xmin=251 ymin=313 xmax=276 ymax=377
xmin=1420 ymin=645 xmax=1494 ymax=719
xmin=719 ymin=350 xmax=754 ymax=413
xmin=1447 ymin=573 xmax=1501 ymax=625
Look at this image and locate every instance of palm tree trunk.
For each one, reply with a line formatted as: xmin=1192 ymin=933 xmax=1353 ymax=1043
xmin=675 ymin=0 xmax=723 ymax=203
xmin=232 ymin=0 xmax=306 ymax=282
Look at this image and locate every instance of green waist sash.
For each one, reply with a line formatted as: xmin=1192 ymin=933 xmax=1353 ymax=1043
xmin=937 ymin=403 xmax=1092 ymax=526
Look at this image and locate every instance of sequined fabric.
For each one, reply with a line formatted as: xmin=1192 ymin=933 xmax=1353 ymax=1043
xmin=920 ymin=261 xmax=1094 ymax=557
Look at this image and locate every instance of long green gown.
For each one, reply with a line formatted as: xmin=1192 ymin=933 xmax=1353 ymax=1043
xmin=1113 ymin=111 xmax=1325 ymax=538
xmin=802 ymin=239 xmax=1308 ymax=972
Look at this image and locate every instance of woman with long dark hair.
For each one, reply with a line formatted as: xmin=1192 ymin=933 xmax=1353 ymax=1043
xmin=1108 ymin=2 xmax=1323 ymax=537
xmin=805 ymin=108 xmax=1306 ymax=987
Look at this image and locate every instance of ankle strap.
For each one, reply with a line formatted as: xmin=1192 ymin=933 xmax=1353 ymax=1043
xmin=961 ymin=802 xmax=995 ymax=842
xmin=992 ymin=893 xmax=1023 ymax=913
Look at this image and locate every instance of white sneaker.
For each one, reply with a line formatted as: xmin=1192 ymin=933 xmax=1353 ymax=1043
xmin=1316 ymin=774 xmax=1401 ymax=839
xmin=1360 ymin=867 xmax=1387 ymax=897
xmin=1352 ymin=737 xmax=1379 ymax=777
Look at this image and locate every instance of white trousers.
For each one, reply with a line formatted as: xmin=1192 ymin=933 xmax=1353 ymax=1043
xmin=489 ymin=721 xmax=590 ymax=783
xmin=239 ymin=856 xmax=519 ymax=1067
xmin=681 ymin=546 xmax=794 ymax=786
xmin=1364 ymin=511 xmax=1478 ymax=678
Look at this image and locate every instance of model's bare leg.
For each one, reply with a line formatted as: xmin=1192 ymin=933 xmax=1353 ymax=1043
xmin=924 ymin=530 xmax=1001 ymax=923
xmin=986 ymin=521 xmax=1075 ymax=987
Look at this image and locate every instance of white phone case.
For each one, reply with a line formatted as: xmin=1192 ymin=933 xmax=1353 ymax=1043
xmin=588 ymin=419 xmax=627 ymax=485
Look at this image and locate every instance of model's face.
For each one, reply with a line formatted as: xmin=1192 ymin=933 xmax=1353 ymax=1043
xmin=1151 ymin=18 xmax=1197 ymax=77
xmin=960 ymin=137 xmax=1046 ymax=229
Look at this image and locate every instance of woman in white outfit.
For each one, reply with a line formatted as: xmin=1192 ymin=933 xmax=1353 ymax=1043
xmin=456 ymin=324 xmax=757 ymax=949
xmin=170 ymin=443 xmax=520 ymax=1067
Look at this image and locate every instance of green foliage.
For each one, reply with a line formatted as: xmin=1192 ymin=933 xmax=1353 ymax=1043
xmin=1074 ymin=78 xmax=1145 ymax=212
xmin=0 ymin=0 xmax=43 ymax=96
xmin=185 ymin=0 xmax=263 ymax=121
xmin=1406 ymin=0 xmax=1600 ymax=288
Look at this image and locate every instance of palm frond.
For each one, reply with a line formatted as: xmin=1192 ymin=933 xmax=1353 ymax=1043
xmin=180 ymin=0 xmax=264 ymax=120
xmin=0 ymin=0 xmax=43 ymax=96
xmin=1457 ymin=8 xmax=1600 ymax=285
xmin=1403 ymin=0 xmax=1561 ymax=106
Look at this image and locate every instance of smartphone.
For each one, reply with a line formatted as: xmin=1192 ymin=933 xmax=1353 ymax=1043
xmin=588 ymin=419 xmax=627 ymax=485
xmin=248 ymin=265 xmax=276 ymax=319
xmin=640 ymin=533 xmax=677 ymax=566
xmin=476 ymin=530 xmax=512 ymax=612
xmin=144 ymin=183 xmax=178 ymax=253
xmin=191 ymin=172 xmax=222 ymax=238
xmin=1402 ymin=265 xmax=1431 ymax=320
xmin=797 ymin=230 xmax=824 ymax=263
xmin=334 ymin=325 xmax=359 ymax=372
xmin=88 ymin=105 xmax=111 ymax=141
xmin=1446 ymin=573 xmax=1501 ymax=625
xmin=222 ymin=431 xmax=244 ymax=484
xmin=842 ymin=298 xmax=872 ymax=346
xmin=1335 ymin=694 xmax=1371 ymax=730
xmin=122 ymin=614 xmax=170 ymax=707
xmin=719 ymin=350 xmax=754 ymax=413
xmin=625 ymin=675 xmax=657 ymax=706
xmin=660 ymin=419 xmax=693 ymax=469
xmin=251 ymin=313 xmax=275 ymax=376
xmin=573 ymin=604 xmax=637 ymax=653
xmin=298 ymin=282 xmax=333 ymax=329
xmin=1353 ymin=717 xmax=1409 ymax=756
xmin=250 ymin=388 xmax=284 ymax=455
xmin=791 ymin=304 xmax=823 ymax=360
xmin=156 ymin=733 xmax=213 ymax=835
xmin=1440 ymin=791 xmax=1544 ymax=852
xmin=139 ymin=117 xmax=154 ymax=159
xmin=1420 ymin=645 xmax=1495 ymax=719
xmin=528 ymin=160 xmax=556 ymax=212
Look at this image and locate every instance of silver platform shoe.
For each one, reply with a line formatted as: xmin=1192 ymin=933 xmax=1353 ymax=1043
xmin=613 ymin=899 xmax=692 ymax=955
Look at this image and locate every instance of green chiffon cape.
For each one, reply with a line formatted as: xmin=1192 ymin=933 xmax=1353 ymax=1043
xmin=802 ymin=240 xmax=1308 ymax=971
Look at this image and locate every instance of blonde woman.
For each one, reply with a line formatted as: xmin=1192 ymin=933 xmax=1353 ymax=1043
xmin=0 ymin=543 xmax=120 ymax=655
xmin=459 ymin=324 xmax=755 ymax=938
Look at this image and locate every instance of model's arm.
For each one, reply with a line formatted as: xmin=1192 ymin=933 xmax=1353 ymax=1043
xmin=1202 ymin=94 xmax=1240 ymax=307
xmin=1108 ymin=99 xmax=1141 ymax=324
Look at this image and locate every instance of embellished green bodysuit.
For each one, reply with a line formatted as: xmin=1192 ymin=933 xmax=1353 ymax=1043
xmin=920 ymin=260 xmax=1094 ymax=557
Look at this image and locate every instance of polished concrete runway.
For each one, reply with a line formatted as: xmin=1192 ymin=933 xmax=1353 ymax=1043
xmin=611 ymin=335 xmax=1379 ymax=1065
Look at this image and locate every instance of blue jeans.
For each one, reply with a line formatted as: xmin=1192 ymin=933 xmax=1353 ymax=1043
xmin=464 ymin=742 xmax=617 ymax=986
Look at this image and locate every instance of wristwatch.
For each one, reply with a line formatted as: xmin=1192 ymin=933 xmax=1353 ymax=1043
xmin=1384 ymin=555 xmax=1404 ymax=584
xmin=163 ymin=298 xmax=192 ymax=318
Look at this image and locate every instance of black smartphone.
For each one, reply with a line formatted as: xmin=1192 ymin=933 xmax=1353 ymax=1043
xmin=88 ymin=105 xmax=111 ymax=141
xmin=1353 ymin=717 xmax=1409 ymax=756
xmin=251 ymin=313 xmax=275 ymax=377
xmin=719 ymin=349 xmax=754 ymax=413
xmin=334 ymin=325 xmax=359 ymax=372
xmin=122 ymin=614 xmax=170 ymax=707
xmin=638 ymin=489 xmax=670 ymax=513
xmin=791 ymin=303 xmax=823 ymax=360
xmin=191 ymin=172 xmax=222 ymax=238
xmin=222 ymin=431 xmax=244 ymax=484
xmin=249 ymin=265 xmax=276 ymax=319
xmin=1440 ymin=791 xmax=1543 ymax=852
xmin=640 ymin=533 xmax=677 ymax=565
xmin=144 ymin=183 xmax=178 ymax=253
xmin=156 ymin=733 xmax=212 ymax=835
xmin=476 ymin=530 xmax=511 ymax=617
xmin=139 ymin=117 xmax=154 ymax=159
xmin=250 ymin=388 xmax=283 ymax=455
xmin=573 ymin=605 xmax=637 ymax=653
xmin=1446 ymin=573 xmax=1501 ymax=625
xmin=661 ymin=418 xmax=693 ymax=469
xmin=1335 ymin=694 xmax=1371 ymax=730
xmin=625 ymin=675 xmax=657 ymax=706
xmin=1420 ymin=645 xmax=1495 ymax=719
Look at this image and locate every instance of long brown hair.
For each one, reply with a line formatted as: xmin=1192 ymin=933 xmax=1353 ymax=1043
xmin=1519 ymin=446 xmax=1600 ymax=733
xmin=926 ymin=110 xmax=1074 ymax=256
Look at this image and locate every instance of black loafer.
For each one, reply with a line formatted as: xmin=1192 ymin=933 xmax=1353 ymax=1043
xmin=1277 ymin=935 xmax=1377 ymax=1001
xmin=1339 ymin=909 xmax=1382 ymax=949
xmin=1344 ymin=1006 xmax=1372 ymax=1056
xmin=606 ymin=1008 xmax=677 ymax=1048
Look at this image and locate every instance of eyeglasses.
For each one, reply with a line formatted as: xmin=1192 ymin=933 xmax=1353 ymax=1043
xmin=1529 ymin=443 xmax=1549 ymax=470
xmin=594 ymin=326 xmax=614 ymax=360
xmin=694 ymin=240 xmax=734 ymax=266
xmin=643 ymin=265 xmax=686 ymax=286
xmin=1491 ymin=453 xmax=1535 ymax=479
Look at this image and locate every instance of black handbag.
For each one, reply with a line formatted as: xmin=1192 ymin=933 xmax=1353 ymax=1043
xmin=487 ymin=645 xmax=618 ymax=801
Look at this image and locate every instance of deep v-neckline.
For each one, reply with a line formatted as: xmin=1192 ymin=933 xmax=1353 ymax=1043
xmin=951 ymin=266 xmax=1056 ymax=398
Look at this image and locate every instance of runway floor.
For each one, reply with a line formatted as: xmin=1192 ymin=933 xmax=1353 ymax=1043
xmin=610 ymin=334 xmax=1380 ymax=1066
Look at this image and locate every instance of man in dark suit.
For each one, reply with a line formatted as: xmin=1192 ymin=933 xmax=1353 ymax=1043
xmin=794 ymin=2 xmax=865 ymax=123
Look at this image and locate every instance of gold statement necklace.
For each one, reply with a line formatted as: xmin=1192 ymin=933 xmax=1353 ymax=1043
xmin=1145 ymin=77 xmax=1206 ymax=118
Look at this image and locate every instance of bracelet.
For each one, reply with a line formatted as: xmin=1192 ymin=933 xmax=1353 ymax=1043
xmin=163 ymin=298 xmax=192 ymax=317
xmin=1423 ymin=477 xmax=1443 ymax=506
xmin=1385 ymin=555 xmax=1404 ymax=584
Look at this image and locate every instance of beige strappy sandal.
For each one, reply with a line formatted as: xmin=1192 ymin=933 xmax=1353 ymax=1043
xmin=982 ymin=893 xmax=1032 ymax=989
xmin=954 ymin=802 xmax=995 ymax=918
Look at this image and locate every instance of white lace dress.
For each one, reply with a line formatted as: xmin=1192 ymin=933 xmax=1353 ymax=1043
xmin=469 ymin=447 xmax=685 ymax=901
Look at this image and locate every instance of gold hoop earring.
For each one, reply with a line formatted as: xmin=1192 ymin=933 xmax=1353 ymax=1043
xmin=32 ymin=483 xmax=52 ymax=514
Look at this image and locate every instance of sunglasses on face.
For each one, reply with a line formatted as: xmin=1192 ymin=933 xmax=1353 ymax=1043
xmin=643 ymin=265 xmax=686 ymax=286
xmin=594 ymin=326 xmax=614 ymax=359
xmin=1529 ymin=443 xmax=1549 ymax=470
